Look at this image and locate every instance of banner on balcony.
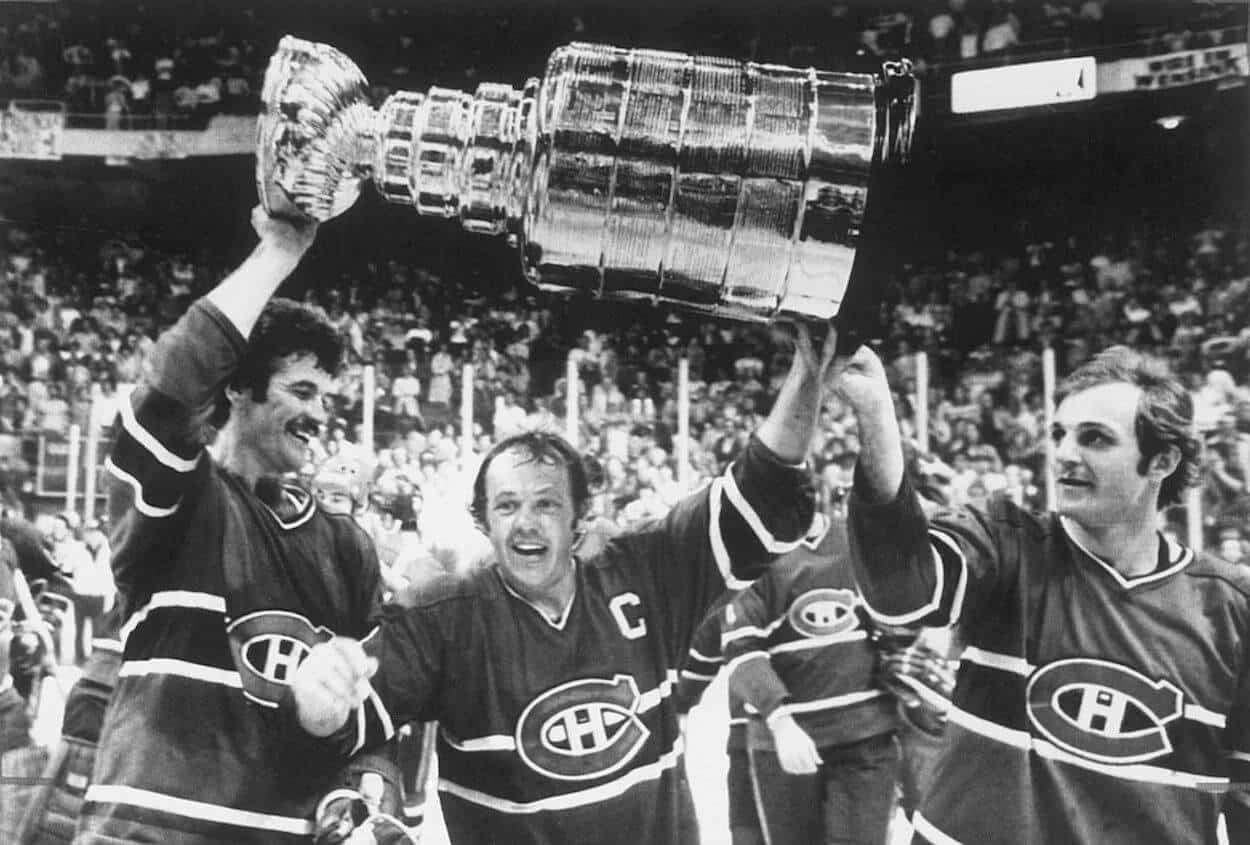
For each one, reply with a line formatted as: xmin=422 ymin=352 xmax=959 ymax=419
xmin=1099 ymin=42 xmax=1247 ymax=93
xmin=0 ymin=102 xmax=65 ymax=160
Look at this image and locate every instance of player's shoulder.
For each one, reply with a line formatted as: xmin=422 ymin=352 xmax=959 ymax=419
xmin=395 ymin=564 xmax=499 ymax=611
xmin=1185 ymin=550 xmax=1250 ymax=601
xmin=932 ymin=493 xmax=1051 ymax=541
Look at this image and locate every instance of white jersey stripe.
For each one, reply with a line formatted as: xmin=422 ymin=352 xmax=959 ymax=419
xmin=119 ymin=398 xmax=201 ymax=473
xmin=438 ymin=738 xmax=685 ymax=813
xmin=105 ymin=458 xmax=181 ymax=519
xmin=768 ymin=630 xmax=868 ymax=655
xmin=442 ymin=730 xmax=517 ymax=753
xmin=680 ymin=669 xmax=715 ymax=682
xmin=1184 ymin=704 xmax=1227 ymax=729
xmin=636 ymin=670 xmax=677 ymax=713
xmin=721 ymin=469 xmax=803 ymax=554
xmin=861 ymin=537 xmax=950 ymax=627
xmin=709 ymin=478 xmax=751 ymax=590
xmin=948 ymin=704 xmax=1231 ymax=790
xmin=913 ymin=811 xmax=964 ymax=844
xmin=960 ymin=646 xmax=1034 ymax=677
xmin=85 ymin=784 xmax=313 ymax=835
xmin=775 ymin=690 xmax=886 ymax=717
xmin=721 ymin=615 xmax=787 ymax=647
xmin=120 ymin=590 xmax=226 ymax=645
xmin=119 ymin=658 xmax=242 ymax=688
xmin=687 ymin=647 xmax=721 ymax=664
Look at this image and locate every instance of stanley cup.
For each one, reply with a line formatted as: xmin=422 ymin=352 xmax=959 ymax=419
xmin=257 ymin=36 xmax=918 ymax=324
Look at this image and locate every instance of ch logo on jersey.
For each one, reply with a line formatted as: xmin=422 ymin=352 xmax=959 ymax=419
xmin=515 ymin=675 xmax=651 ymax=781
xmin=227 ymin=611 xmax=335 ymax=707
xmin=1026 ymin=658 xmax=1184 ymax=764
xmin=787 ymin=588 xmax=860 ymax=638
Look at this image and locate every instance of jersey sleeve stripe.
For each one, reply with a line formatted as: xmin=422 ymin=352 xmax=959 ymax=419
xmin=119 ymin=394 xmax=201 ymax=472
xmin=709 ymin=477 xmax=752 ymax=590
xmin=635 ymin=669 xmax=678 ymax=714
xmin=768 ymin=630 xmax=869 ymax=655
xmin=120 ymin=590 xmax=226 ymax=644
xmin=680 ymin=669 xmax=716 ymax=682
xmin=721 ymin=617 xmax=786 ymax=646
xmin=860 ymin=541 xmax=947 ymax=626
xmin=934 ymin=528 xmax=971 ymax=627
xmin=105 ymin=457 xmax=182 ymax=518
xmin=774 ymin=689 xmax=886 ymax=717
xmin=119 ymin=590 xmax=226 ymax=644
xmin=721 ymin=469 xmax=803 ymax=554
xmin=1183 ymin=703 xmax=1227 ymax=728
xmin=961 ymin=646 xmax=1034 ymax=677
xmin=913 ymin=811 xmax=964 ymax=845
xmin=118 ymin=658 xmax=242 ymax=688
xmin=687 ymin=646 xmax=721 ymax=664
xmin=438 ymin=738 xmax=684 ymax=814
xmin=84 ymin=784 xmax=314 ymax=835
xmin=441 ymin=729 xmax=517 ymax=753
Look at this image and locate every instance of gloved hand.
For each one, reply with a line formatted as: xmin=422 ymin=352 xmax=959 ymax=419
xmin=877 ymin=639 xmax=956 ymax=736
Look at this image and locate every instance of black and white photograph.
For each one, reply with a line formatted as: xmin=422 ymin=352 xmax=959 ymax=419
xmin=0 ymin=1 xmax=1245 ymax=843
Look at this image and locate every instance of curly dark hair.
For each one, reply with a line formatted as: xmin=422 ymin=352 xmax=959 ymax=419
xmin=1056 ymin=345 xmax=1200 ymax=509
xmin=470 ymin=430 xmax=590 ymax=532
xmin=210 ymin=298 xmax=344 ymax=428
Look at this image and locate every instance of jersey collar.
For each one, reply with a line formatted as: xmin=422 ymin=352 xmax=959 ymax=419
xmin=495 ymin=560 xmax=578 ymax=631
xmin=1060 ymin=516 xmax=1193 ymax=589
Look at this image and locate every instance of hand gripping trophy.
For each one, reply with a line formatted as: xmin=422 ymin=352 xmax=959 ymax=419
xmin=256 ymin=36 xmax=917 ymax=325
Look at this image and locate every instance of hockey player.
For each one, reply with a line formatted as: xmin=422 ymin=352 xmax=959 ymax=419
xmin=75 ymin=208 xmax=401 ymax=844
xmin=835 ymin=341 xmax=1250 ymax=844
xmin=286 ymin=323 xmax=843 ymax=845
xmin=674 ymin=594 xmax=760 ymax=845
xmin=721 ymin=513 xmax=899 ymax=844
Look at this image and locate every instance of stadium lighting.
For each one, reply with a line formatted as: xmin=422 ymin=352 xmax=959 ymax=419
xmin=1154 ymin=115 xmax=1188 ymax=130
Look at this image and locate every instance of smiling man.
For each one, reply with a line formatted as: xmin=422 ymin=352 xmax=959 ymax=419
xmin=76 ymin=208 xmax=397 ymax=844
xmin=833 ymin=344 xmax=1250 ymax=844
xmin=286 ymin=325 xmax=842 ymax=845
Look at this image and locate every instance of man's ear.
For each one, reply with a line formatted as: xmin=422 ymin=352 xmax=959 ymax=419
xmin=1149 ymin=445 xmax=1181 ymax=479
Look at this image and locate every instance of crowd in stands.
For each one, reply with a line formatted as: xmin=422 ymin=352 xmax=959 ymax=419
xmin=0 ymin=1 xmax=1243 ymax=124
xmin=1 ymin=201 xmax=1247 ymax=578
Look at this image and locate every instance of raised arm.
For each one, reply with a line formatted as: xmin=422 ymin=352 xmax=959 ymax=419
xmin=105 ymin=208 xmax=318 ymax=599
xmin=205 ymin=206 xmax=317 ymax=338
xmin=755 ymin=323 xmax=841 ymax=464
xmin=828 ymin=343 xmax=905 ymax=504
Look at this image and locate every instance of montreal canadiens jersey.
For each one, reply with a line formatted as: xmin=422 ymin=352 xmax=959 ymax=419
xmin=722 ymin=514 xmax=896 ymax=751
xmin=849 ymin=480 xmax=1250 ymax=844
xmin=675 ymin=592 xmax=750 ymax=752
xmin=353 ymin=436 xmax=815 ymax=845
xmin=78 ymin=301 xmax=388 ymax=844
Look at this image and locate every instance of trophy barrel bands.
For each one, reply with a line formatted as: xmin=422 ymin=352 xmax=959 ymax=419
xmin=521 ymin=42 xmax=917 ymax=324
xmin=256 ymin=36 xmax=378 ymax=222
xmin=254 ymin=36 xmax=917 ymax=325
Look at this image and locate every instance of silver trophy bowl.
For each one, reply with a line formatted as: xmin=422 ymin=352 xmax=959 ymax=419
xmin=257 ymin=37 xmax=918 ymax=324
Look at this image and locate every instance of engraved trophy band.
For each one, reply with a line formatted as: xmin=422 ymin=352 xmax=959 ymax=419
xmin=257 ymin=35 xmax=918 ymax=324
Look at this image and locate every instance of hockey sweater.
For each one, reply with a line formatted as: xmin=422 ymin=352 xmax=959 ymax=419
xmin=328 ymin=436 xmax=815 ymax=845
xmin=78 ymin=301 xmax=388 ymax=844
xmin=849 ymin=480 xmax=1250 ymax=844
